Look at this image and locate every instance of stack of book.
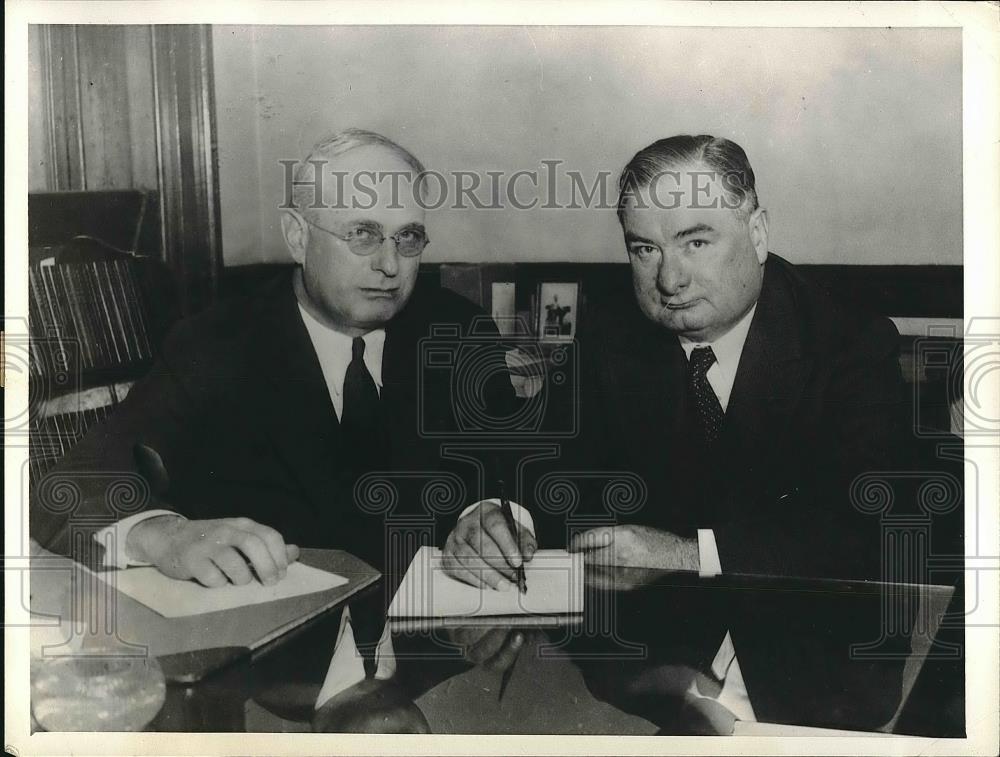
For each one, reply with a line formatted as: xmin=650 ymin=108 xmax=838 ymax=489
xmin=28 ymin=259 xmax=153 ymax=381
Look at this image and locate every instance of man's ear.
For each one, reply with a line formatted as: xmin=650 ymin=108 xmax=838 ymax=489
xmin=749 ymin=207 xmax=769 ymax=264
xmin=281 ymin=209 xmax=309 ymax=265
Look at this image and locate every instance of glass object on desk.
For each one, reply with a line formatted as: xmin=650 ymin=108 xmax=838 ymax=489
xmin=31 ymin=649 xmax=166 ymax=731
xmin=29 ymin=578 xmax=166 ymax=731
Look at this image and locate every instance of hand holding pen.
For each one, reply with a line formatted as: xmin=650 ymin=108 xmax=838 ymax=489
xmin=441 ymin=485 xmax=537 ymax=591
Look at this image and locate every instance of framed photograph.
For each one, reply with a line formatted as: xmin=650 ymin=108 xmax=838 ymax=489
xmin=537 ymin=282 xmax=579 ymax=341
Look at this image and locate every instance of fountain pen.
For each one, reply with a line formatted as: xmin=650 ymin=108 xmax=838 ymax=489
xmin=497 ymin=480 xmax=527 ymax=594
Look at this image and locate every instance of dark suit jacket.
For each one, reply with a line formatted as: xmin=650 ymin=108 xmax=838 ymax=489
xmin=32 ymin=270 xmax=516 ymax=571
xmin=544 ymin=253 xmax=917 ymax=729
xmin=540 ymin=253 xmax=911 ymax=582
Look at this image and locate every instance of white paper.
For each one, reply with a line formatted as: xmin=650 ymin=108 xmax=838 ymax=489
xmin=102 ymin=562 xmax=348 ymax=618
xmin=388 ymin=547 xmax=583 ymax=618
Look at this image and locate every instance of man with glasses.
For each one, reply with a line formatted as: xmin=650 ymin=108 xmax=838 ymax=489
xmin=34 ymin=129 xmax=515 ymax=587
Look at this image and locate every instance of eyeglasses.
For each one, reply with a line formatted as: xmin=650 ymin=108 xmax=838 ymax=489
xmin=304 ymin=219 xmax=429 ymax=258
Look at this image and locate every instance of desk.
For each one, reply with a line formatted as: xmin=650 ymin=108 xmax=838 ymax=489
xmin=28 ymin=552 xmax=961 ymax=736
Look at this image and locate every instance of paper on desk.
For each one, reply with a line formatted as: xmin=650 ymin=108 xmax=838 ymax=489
xmin=388 ymin=546 xmax=583 ymax=618
xmin=103 ymin=562 xmax=348 ymax=618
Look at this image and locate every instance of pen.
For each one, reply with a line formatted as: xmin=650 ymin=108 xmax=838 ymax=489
xmin=497 ymin=479 xmax=527 ymax=595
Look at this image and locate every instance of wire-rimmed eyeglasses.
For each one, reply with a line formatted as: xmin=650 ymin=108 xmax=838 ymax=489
xmin=304 ymin=218 xmax=429 ymax=258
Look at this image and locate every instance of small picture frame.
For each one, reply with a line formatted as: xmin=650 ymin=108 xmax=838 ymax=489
xmin=537 ymin=282 xmax=579 ymax=341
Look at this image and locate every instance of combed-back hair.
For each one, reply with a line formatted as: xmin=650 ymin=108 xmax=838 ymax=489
xmin=617 ymin=135 xmax=759 ymax=222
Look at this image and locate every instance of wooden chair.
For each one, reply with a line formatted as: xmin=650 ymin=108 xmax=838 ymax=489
xmin=27 ymin=190 xmax=177 ymax=486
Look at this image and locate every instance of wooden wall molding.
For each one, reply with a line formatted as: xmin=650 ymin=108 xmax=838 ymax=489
xmin=38 ymin=25 xmax=86 ymax=190
xmin=150 ymin=25 xmax=223 ymax=315
xmin=30 ymin=24 xmax=223 ymax=314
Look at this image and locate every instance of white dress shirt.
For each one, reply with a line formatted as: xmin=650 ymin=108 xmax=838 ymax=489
xmin=297 ymin=304 xmax=385 ymax=419
xmin=677 ymin=303 xmax=756 ymax=413
xmin=683 ymin=304 xmax=756 ymax=582
xmin=677 ymin=303 xmax=758 ymax=723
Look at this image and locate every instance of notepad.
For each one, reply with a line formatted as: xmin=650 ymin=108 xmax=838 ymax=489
xmin=388 ymin=546 xmax=583 ymax=618
xmin=102 ymin=562 xmax=349 ymax=618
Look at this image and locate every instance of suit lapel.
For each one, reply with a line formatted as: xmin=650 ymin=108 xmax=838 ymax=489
xmin=659 ymin=334 xmax=690 ymax=440
xmin=723 ymin=259 xmax=813 ymax=474
xmin=379 ymin=290 xmax=428 ymax=469
xmin=375 ymin=319 xmax=407 ymax=470
xmin=604 ymin=301 xmax=688 ymax=468
xmin=253 ymin=274 xmax=349 ymax=513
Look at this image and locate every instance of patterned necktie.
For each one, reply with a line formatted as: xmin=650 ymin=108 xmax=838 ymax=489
xmin=687 ymin=346 xmax=724 ymax=445
xmin=341 ymin=337 xmax=384 ymax=468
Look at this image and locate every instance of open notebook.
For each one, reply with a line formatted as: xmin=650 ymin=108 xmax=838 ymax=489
xmin=388 ymin=546 xmax=584 ymax=618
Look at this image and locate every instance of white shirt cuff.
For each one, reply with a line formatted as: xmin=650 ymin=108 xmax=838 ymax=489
xmin=93 ymin=509 xmax=185 ymax=569
xmin=459 ymin=499 xmax=535 ymax=536
xmin=697 ymin=528 xmax=723 ymax=577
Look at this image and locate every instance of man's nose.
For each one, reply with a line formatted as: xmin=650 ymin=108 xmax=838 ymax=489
xmin=656 ymin=251 xmax=689 ymax=294
xmin=370 ymin=239 xmax=400 ymax=277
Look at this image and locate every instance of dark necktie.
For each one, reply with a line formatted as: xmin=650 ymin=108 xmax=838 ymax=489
xmin=341 ymin=337 xmax=384 ymax=468
xmin=687 ymin=346 xmax=724 ymax=445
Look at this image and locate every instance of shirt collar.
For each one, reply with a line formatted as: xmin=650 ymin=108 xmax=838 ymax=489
xmin=678 ymin=303 xmax=757 ymax=385
xmin=297 ymin=303 xmax=385 ymax=395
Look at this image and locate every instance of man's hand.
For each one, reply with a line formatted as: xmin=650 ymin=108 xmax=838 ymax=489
xmin=442 ymin=502 xmax=537 ymax=590
xmin=127 ymin=515 xmax=301 ymax=586
xmin=569 ymin=524 xmax=699 ymax=571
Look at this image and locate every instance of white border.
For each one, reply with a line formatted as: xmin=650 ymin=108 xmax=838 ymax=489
xmin=5 ymin=2 xmax=998 ymax=756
